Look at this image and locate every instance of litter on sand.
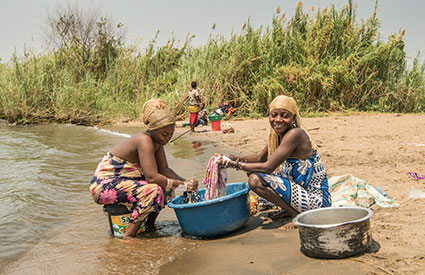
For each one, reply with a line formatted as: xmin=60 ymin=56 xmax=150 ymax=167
xmin=407 ymin=172 xmax=425 ymax=180
xmin=408 ymin=188 xmax=425 ymax=199
xmin=407 ymin=143 xmax=425 ymax=147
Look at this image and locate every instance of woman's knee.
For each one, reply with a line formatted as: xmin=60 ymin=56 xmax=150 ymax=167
xmin=248 ymin=174 xmax=262 ymax=190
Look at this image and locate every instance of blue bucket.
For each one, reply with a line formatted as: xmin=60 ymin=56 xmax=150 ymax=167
xmin=168 ymin=182 xmax=250 ymax=238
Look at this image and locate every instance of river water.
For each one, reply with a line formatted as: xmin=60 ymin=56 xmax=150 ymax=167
xmin=0 ymin=120 xmax=246 ymax=274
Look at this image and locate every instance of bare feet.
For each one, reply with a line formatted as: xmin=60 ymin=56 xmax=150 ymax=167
xmin=267 ymin=210 xmax=292 ymax=220
xmin=278 ymin=221 xmax=298 ymax=230
xmin=145 ymin=224 xmax=157 ymax=232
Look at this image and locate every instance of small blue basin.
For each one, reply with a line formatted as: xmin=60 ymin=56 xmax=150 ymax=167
xmin=168 ymin=182 xmax=250 ymax=238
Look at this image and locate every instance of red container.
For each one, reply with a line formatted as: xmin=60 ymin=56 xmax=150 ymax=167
xmin=211 ymin=120 xmax=221 ymax=131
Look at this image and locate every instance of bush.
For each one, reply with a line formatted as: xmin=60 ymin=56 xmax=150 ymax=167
xmin=0 ymin=0 xmax=424 ymax=125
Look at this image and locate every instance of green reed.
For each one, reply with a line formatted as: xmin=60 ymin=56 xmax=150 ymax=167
xmin=0 ymin=0 xmax=424 ymax=125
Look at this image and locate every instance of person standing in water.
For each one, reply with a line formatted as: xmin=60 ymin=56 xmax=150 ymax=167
xmin=188 ymin=81 xmax=202 ymax=133
xmin=220 ymin=95 xmax=331 ymax=229
xmin=89 ymin=99 xmax=197 ymax=239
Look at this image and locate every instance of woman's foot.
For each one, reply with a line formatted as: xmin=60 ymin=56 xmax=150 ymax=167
xmin=278 ymin=221 xmax=298 ymax=230
xmin=145 ymin=224 xmax=157 ymax=232
xmin=267 ymin=209 xmax=292 ymax=220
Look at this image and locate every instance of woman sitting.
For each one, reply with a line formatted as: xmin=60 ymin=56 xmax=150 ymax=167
xmin=197 ymin=103 xmax=208 ymax=126
xmin=221 ymin=95 xmax=331 ymax=229
xmin=89 ymin=99 xmax=197 ymax=238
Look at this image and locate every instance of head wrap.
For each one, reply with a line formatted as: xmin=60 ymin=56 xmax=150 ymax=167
xmin=142 ymin=99 xmax=175 ymax=131
xmin=267 ymin=95 xmax=318 ymax=161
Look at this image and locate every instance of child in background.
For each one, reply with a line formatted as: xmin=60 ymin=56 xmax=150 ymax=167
xmin=188 ymin=81 xmax=202 ymax=132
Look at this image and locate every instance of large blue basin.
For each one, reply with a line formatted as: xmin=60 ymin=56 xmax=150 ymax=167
xmin=168 ymin=182 xmax=250 ymax=238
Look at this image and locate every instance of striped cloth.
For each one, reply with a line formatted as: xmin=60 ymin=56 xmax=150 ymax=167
xmin=202 ymin=155 xmax=228 ymax=200
xmin=408 ymin=172 xmax=425 ymax=180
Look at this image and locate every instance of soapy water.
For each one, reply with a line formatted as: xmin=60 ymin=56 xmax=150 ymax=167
xmin=180 ymin=154 xmax=232 ymax=204
xmin=182 ymin=190 xmax=204 ymax=204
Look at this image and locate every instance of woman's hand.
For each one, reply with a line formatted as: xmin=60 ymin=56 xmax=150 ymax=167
xmin=228 ymin=154 xmax=238 ymax=161
xmin=219 ymin=154 xmax=238 ymax=161
xmin=166 ymin=178 xmax=184 ymax=192
xmin=218 ymin=155 xmax=232 ymax=167
xmin=184 ymin=178 xmax=198 ymax=192
xmin=218 ymin=155 xmax=242 ymax=170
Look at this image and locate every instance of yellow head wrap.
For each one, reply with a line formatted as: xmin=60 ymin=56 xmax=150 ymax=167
xmin=267 ymin=95 xmax=318 ymax=161
xmin=142 ymin=99 xmax=175 ymax=131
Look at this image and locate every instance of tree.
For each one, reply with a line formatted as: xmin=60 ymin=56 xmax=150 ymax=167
xmin=43 ymin=3 xmax=125 ymax=79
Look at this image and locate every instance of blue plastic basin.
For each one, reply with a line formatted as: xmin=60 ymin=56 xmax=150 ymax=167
xmin=168 ymin=182 xmax=250 ymax=238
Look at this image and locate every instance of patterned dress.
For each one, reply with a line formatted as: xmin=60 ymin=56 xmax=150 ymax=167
xmin=89 ymin=152 xmax=170 ymax=223
xmin=257 ymin=151 xmax=331 ymax=212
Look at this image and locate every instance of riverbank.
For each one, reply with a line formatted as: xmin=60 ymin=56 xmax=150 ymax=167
xmin=4 ymin=113 xmax=425 ymax=274
xmin=2 ymin=2 xmax=425 ymax=127
xmin=164 ymin=112 xmax=425 ymax=274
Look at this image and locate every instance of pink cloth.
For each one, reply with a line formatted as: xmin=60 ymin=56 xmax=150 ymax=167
xmin=408 ymin=172 xmax=425 ymax=180
xmin=202 ymin=155 xmax=228 ymax=200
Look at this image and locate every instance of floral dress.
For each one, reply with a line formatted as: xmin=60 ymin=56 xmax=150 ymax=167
xmin=89 ymin=152 xmax=170 ymax=223
xmin=257 ymin=151 xmax=331 ymax=212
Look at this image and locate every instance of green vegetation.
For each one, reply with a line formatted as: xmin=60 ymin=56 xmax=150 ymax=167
xmin=1 ymin=0 xmax=424 ymax=125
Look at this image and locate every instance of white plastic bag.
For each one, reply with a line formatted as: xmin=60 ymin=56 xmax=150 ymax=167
xmin=408 ymin=188 xmax=425 ymax=199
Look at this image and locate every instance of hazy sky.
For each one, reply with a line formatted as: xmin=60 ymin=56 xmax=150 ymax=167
xmin=1 ymin=0 xmax=424 ymax=65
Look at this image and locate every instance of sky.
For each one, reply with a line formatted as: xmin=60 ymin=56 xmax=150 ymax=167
xmin=1 ymin=0 xmax=424 ymax=66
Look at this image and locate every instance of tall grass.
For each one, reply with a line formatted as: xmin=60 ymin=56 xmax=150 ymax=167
xmin=0 ymin=0 xmax=424 ymax=125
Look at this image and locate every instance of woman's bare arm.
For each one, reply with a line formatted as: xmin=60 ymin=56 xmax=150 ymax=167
xmin=234 ymin=129 xmax=307 ymax=173
xmin=229 ymin=145 xmax=268 ymax=163
xmin=135 ymin=134 xmax=185 ymax=190
xmin=155 ymin=145 xmax=186 ymax=181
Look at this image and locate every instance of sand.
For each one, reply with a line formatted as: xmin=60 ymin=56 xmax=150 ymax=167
xmin=5 ymin=113 xmax=425 ymax=274
xmin=162 ymin=113 xmax=425 ymax=275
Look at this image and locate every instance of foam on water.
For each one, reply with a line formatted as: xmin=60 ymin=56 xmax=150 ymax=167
xmin=90 ymin=126 xmax=132 ymax=138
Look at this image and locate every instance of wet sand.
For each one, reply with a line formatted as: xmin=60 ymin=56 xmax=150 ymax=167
xmin=5 ymin=113 xmax=425 ymax=274
xmin=160 ymin=213 xmax=380 ymax=275
xmin=4 ymin=203 xmax=201 ymax=275
xmin=167 ymin=113 xmax=425 ymax=275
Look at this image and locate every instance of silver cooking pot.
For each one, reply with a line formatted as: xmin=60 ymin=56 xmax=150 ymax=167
xmin=293 ymin=206 xmax=373 ymax=258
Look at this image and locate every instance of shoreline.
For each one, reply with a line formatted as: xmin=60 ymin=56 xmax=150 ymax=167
xmin=4 ymin=113 xmax=425 ymax=274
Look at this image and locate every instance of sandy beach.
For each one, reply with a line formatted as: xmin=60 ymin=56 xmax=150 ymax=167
xmin=5 ymin=113 xmax=425 ymax=275
xmin=162 ymin=113 xmax=425 ymax=274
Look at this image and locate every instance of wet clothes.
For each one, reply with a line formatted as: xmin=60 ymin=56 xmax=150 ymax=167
xmin=203 ymin=155 xmax=228 ymax=200
xmin=89 ymin=152 xmax=170 ymax=223
xmin=257 ymin=151 xmax=331 ymax=212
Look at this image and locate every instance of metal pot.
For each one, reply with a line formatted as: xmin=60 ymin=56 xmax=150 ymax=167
xmin=293 ymin=206 xmax=373 ymax=259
